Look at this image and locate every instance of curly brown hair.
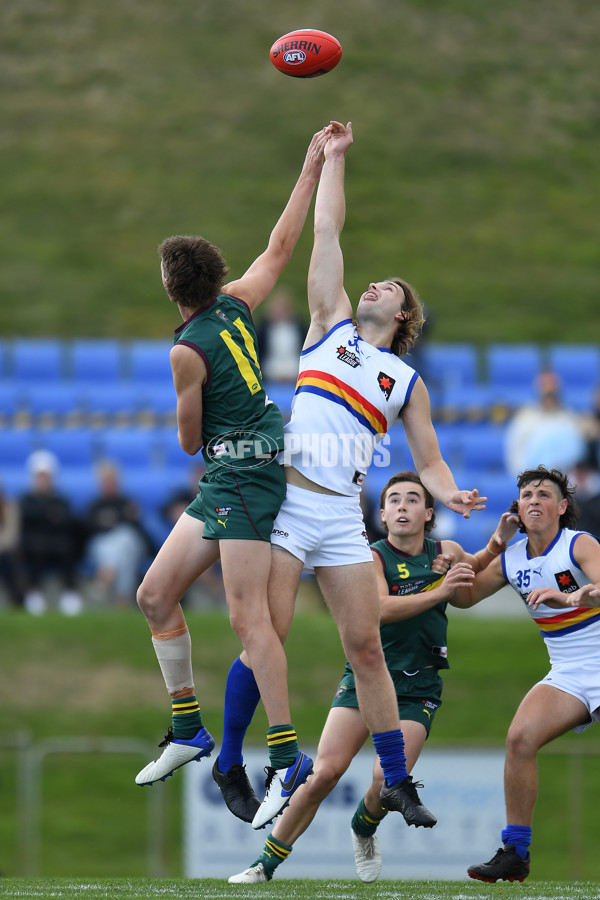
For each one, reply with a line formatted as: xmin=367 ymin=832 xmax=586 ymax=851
xmin=159 ymin=235 xmax=229 ymax=309
xmin=379 ymin=471 xmax=436 ymax=534
xmin=388 ymin=278 xmax=426 ymax=358
xmin=509 ymin=465 xmax=580 ymax=532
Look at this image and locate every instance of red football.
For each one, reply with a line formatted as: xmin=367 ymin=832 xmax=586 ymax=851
xmin=270 ymin=29 xmax=342 ymax=78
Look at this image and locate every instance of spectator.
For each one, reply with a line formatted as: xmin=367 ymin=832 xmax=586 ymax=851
xmin=83 ymin=461 xmax=154 ymax=607
xmin=579 ymin=385 xmax=600 ymax=471
xmin=504 ymin=371 xmax=587 ymax=477
xmin=19 ymin=450 xmax=82 ymax=616
xmin=0 ymin=481 xmax=21 ymax=608
xmin=256 ymin=288 xmax=306 ymax=382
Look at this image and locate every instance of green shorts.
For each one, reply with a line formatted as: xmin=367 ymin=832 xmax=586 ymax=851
xmin=185 ymin=459 xmax=286 ymax=541
xmin=331 ymin=664 xmax=443 ymax=735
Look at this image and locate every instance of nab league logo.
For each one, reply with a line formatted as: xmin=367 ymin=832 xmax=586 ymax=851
xmin=336 ymin=345 xmax=360 ymax=368
xmin=378 ymin=371 xmax=396 ymax=400
xmin=554 ymin=570 xmax=578 ymax=593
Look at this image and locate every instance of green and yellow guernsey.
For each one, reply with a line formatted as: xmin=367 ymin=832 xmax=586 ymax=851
xmin=174 ymin=294 xmax=284 ymax=473
xmin=372 ymin=536 xmax=451 ymax=673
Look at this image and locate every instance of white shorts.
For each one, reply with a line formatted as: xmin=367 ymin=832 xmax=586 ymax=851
xmin=270 ymin=483 xmax=373 ymax=568
xmin=539 ymin=658 xmax=600 ymax=733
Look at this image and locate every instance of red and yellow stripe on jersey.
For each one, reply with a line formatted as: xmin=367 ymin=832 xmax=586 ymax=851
xmin=533 ymin=606 xmax=600 ymax=638
xmin=295 ymin=369 xmax=388 ymax=437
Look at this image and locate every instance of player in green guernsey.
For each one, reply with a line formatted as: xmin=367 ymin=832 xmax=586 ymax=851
xmin=134 ymin=126 xmax=328 ymax=820
xmin=229 ymin=472 xmax=513 ymax=884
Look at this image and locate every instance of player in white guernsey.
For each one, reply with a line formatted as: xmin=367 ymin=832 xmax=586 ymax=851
xmin=465 ymin=466 xmax=600 ymax=884
xmin=214 ymin=120 xmax=485 ymax=842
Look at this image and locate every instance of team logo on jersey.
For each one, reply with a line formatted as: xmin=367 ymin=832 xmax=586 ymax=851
xmin=352 ymin=470 xmax=366 ymax=486
xmin=336 ymin=345 xmax=360 ymax=367
xmin=215 ymin=308 xmax=229 ymax=321
xmin=554 ymin=570 xmax=578 ymax=593
xmin=378 ymin=371 xmax=396 ymax=400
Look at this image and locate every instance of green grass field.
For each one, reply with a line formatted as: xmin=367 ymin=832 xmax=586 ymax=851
xmin=2 ymin=609 xmax=600 ymax=882
xmin=2 ymin=878 xmax=600 ymax=900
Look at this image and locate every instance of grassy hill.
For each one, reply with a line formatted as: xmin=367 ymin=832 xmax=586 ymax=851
xmin=2 ymin=0 xmax=599 ymax=342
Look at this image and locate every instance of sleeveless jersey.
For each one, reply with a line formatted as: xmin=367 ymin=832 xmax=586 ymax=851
xmin=283 ymin=319 xmax=419 ymax=495
xmin=502 ymin=528 xmax=600 ymax=666
xmin=372 ymin=536 xmax=450 ymax=672
xmin=174 ymin=294 xmax=284 ymax=473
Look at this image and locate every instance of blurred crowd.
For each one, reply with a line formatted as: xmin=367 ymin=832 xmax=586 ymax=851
xmin=0 ymin=450 xmax=224 ymax=615
xmin=2 ymin=319 xmax=600 ymax=615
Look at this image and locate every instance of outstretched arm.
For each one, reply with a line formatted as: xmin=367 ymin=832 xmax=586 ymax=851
xmin=225 ymin=127 xmax=328 ymax=312
xmin=400 ymin=378 xmax=487 ymax=517
xmin=304 ymin=121 xmax=354 ymax=346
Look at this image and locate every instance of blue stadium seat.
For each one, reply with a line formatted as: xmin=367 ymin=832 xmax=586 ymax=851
xmin=434 ymin=512 xmax=499 ymax=556
xmin=82 ymin=383 xmax=144 ymax=420
xmin=70 ymin=339 xmax=124 ymax=383
xmin=0 ymin=465 xmax=29 ymax=498
xmin=137 ymin=383 xmax=177 ymax=419
xmin=11 ymin=339 xmax=64 ymax=383
xmin=153 ymin=428 xmax=198 ymax=470
xmin=458 ymin=425 xmax=508 ymax=473
xmin=121 ymin=466 xmax=186 ymax=516
xmin=25 ymin=383 xmax=86 ymax=420
xmin=376 ymin=430 xmax=414 ymax=475
xmin=485 ymin=344 xmax=542 ymax=391
xmin=96 ymin=428 xmax=155 ymax=468
xmin=0 ymin=382 xmax=26 ymax=419
xmin=128 ymin=340 xmax=173 ymax=384
xmin=437 ymin=383 xmax=494 ymax=417
xmin=420 ymin=343 xmax=479 ymax=390
xmin=433 ymin=422 xmax=465 ymax=469
xmin=548 ymin=345 xmax=600 ymax=390
xmin=38 ymin=429 xmax=98 ymax=469
xmin=477 ymin=472 xmax=517 ymax=517
xmin=0 ymin=429 xmax=37 ymax=466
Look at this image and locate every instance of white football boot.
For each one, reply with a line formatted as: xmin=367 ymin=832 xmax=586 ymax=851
xmin=135 ymin=726 xmax=214 ymax=785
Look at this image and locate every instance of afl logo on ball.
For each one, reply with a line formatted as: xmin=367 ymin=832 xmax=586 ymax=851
xmin=283 ymin=49 xmax=306 ymax=65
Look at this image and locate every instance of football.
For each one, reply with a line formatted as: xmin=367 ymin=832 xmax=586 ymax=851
xmin=270 ymin=29 xmax=342 ymax=78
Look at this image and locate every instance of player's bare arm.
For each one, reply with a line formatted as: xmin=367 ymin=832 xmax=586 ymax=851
xmin=401 ymin=379 xmax=486 ymax=518
xmin=528 ymin=532 xmax=600 ymax=610
xmin=225 ymin=128 xmax=328 ymax=312
xmin=455 ymin=555 xmax=508 ymax=609
xmin=170 ymin=343 xmax=206 ymax=455
xmin=374 ymin=550 xmax=475 ymax=624
xmin=304 ymin=121 xmax=354 ymax=347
